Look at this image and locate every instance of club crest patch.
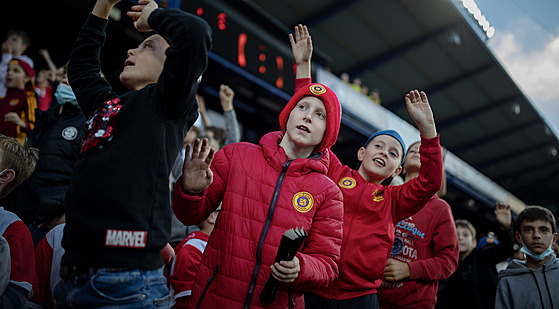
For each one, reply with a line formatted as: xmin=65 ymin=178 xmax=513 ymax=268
xmin=338 ymin=177 xmax=356 ymax=189
xmin=293 ymin=191 xmax=314 ymax=213
xmin=62 ymin=126 xmax=79 ymax=141
xmin=372 ymin=188 xmax=384 ymax=202
xmin=309 ymin=84 xmax=326 ymax=95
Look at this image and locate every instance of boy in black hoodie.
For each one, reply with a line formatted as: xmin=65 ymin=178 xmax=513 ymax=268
xmin=55 ymin=0 xmax=211 ymax=307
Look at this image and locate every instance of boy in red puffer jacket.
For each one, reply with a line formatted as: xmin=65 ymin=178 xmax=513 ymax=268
xmin=172 ymin=80 xmax=344 ymax=308
xmin=172 ymin=25 xmax=345 ymax=309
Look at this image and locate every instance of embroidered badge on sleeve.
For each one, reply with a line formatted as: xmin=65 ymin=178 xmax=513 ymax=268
xmin=80 ymin=97 xmax=122 ymax=154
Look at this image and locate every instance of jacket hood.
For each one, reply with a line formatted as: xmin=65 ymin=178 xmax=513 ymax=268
xmin=499 ymin=254 xmax=559 ymax=279
xmin=279 ymin=83 xmax=341 ymax=154
xmin=260 ymin=131 xmax=330 ymax=176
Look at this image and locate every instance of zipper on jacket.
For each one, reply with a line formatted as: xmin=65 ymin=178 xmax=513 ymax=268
xmin=243 ymin=159 xmax=293 ymax=309
xmin=196 ymin=263 xmax=219 ymax=309
xmin=288 ymin=288 xmax=295 ymax=309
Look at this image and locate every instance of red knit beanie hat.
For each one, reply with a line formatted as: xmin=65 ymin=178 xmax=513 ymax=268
xmin=279 ymin=83 xmax=341 ymax=153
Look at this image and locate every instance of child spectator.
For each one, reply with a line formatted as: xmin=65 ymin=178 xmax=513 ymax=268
xmin=55 ymin=0 xmax=211 ymax=307
xmin=495 ymin=206 xmax=559 ymax=309
xmin=30 ymin=222 xmax=66 ymax=309
xmin=171 ymin=24 xmax=343 ymax=308
xmin=7 ymin=68 xmax=84 ymax=245
xmin=1 ymin=30 xmax=33 ymax=97
xmin=293 ymin=26 xmax=443 ymax=308
xmin=168 ymin=207 xmax=220 ymax=308
xmin=0 ymin=134 xmax=39 ymax=308
xmin=435 ymin=203 xmax=513 ymax=309
xmin=306 ymin=94 xmax=442 ymax=308
xmin=35 ymin=49 xmax=64 ymax=112
xmin=0 ymin=57 xmax=37 ymax=143
xmin=377 ymin=141 xmax=459 ymax=309
xmin=171 ymin=81 xmax=344 ymax=307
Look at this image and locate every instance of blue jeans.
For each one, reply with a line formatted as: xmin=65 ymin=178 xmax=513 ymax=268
xmin=54 ymin=267 xmax=170 ymax=308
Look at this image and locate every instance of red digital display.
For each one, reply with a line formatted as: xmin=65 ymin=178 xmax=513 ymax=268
xmin=182 ymin=0 xmax=295 ymax=95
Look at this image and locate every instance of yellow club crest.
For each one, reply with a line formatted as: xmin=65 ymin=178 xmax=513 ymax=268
xmin=338 ymin=177 xmax=356 ymax=189
xmin=372 ymin=188 xmax=384 ymax=202
xmin=293 ymin=191 xmax=314 ymax=213
xmin=309 ymin=84 xmax=326 ymax=95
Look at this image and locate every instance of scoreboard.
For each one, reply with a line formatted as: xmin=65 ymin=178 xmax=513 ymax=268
xmin=181 ymin=0 xmax=296 ymax=95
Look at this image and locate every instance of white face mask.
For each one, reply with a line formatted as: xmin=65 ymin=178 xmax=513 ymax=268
xmin=520 ymin=238 xmax=556 ymax=261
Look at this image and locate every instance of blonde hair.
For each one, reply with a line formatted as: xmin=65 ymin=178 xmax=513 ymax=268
xmin=0 ymin=135 xmax=39 ymax=198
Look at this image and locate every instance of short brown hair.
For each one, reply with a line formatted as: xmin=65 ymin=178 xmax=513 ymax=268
xmin=515 ymin=206 xmax=556 ymax=234
xmin=455 ymin=219 xmax=476 ymax=240
xmin=0 ymin=135 xmax=39 ymax=198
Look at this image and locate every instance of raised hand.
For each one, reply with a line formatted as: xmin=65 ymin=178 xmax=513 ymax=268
xmin=290 ymin=24 xmax=312 ymax=65
xmin=219 ymin=84 xmax=235 ymax=112
xmin=181 ymin=138 xmax=215 ymax=195
xmin=494 ymin=202 xmax=512 ymax=230
xmin=92 ymin=0 xmax=122 ymax=19
xmin=290 ymin=24 xmax=312 ymax=79
xmin=128 ymin=0 xmax=159 ymax=32
xmin=405 ymin=90 xmax=437 ymax=139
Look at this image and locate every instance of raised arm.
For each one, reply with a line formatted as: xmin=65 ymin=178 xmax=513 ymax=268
xmin=392 ymin=91 xmax=442 ymax=221
xmin=290 ymin=24 xmax=313 ymax=80
xmin=219 ymin=84 xmax=241 ymax=145
xmin=405 ymin=90 xmax=437 ymax=139
xmin=143 ymin=1 xmax=212 ymax=120
xmin=172 ymin=139 xmax=227 ymax=226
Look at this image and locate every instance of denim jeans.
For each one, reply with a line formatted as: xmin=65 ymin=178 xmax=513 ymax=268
xmin=54 ymin=267 xmax=170 ymax=308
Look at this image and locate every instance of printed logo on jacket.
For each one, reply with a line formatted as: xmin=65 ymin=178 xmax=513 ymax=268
xmin=293 ymin=191 xmax=314 ymax=213
xmin=105 ymin=229 xmax=147 ymax=248
xmin=338 ymin=177 xmax=356 ymax=189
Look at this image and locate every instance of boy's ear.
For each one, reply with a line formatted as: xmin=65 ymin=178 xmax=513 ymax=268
xmin=515 ymin=231 xmax=522 ymax=245
xmin=357 ymin=147 xmax=366 ymax=162
xmin=0 ymin=169 xmax=15 ymax=185
xmin=391 ymin=166 xmax=403 ymax=178
xmin=553 ymin=233 xmax=558 ymax=243
xmin=23 ymin=75 xmax=31 ymax=85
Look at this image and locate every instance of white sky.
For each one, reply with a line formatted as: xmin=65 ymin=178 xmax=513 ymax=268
xmin=476 ymin=0 xmax=559 ymax=135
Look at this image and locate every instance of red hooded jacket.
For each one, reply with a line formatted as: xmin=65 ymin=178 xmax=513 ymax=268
xmin=172 ymin=132 xmax=343 ymax=308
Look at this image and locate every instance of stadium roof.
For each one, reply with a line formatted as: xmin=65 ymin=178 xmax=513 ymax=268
xmin=249 ymin=0 xmax=559 ymax=211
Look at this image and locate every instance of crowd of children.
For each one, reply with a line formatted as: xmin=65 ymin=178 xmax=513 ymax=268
xmin=0 ymin=0 xmax=558 ymax=308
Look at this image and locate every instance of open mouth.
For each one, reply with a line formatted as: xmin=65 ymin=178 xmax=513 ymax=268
xmin=374 ymin=158 xmax=385 ymax=166
xmin=124 ymin=59 xmax=134 ymax=67
xmin=297 ymin=125 xmax=310 ymax=133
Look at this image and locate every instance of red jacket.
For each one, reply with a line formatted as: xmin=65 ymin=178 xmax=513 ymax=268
xmin=377 ymin=195 xmax=459 ymax=309
xmin=169 ymin=231 xmax=210 ymax=308
xmin=0 ymin=207 xmax=38 ymax=298
xmin=313 ymin=135 xmax=443 ymax=300
xmin=172 ymin=132 xmax=344 ymax=308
